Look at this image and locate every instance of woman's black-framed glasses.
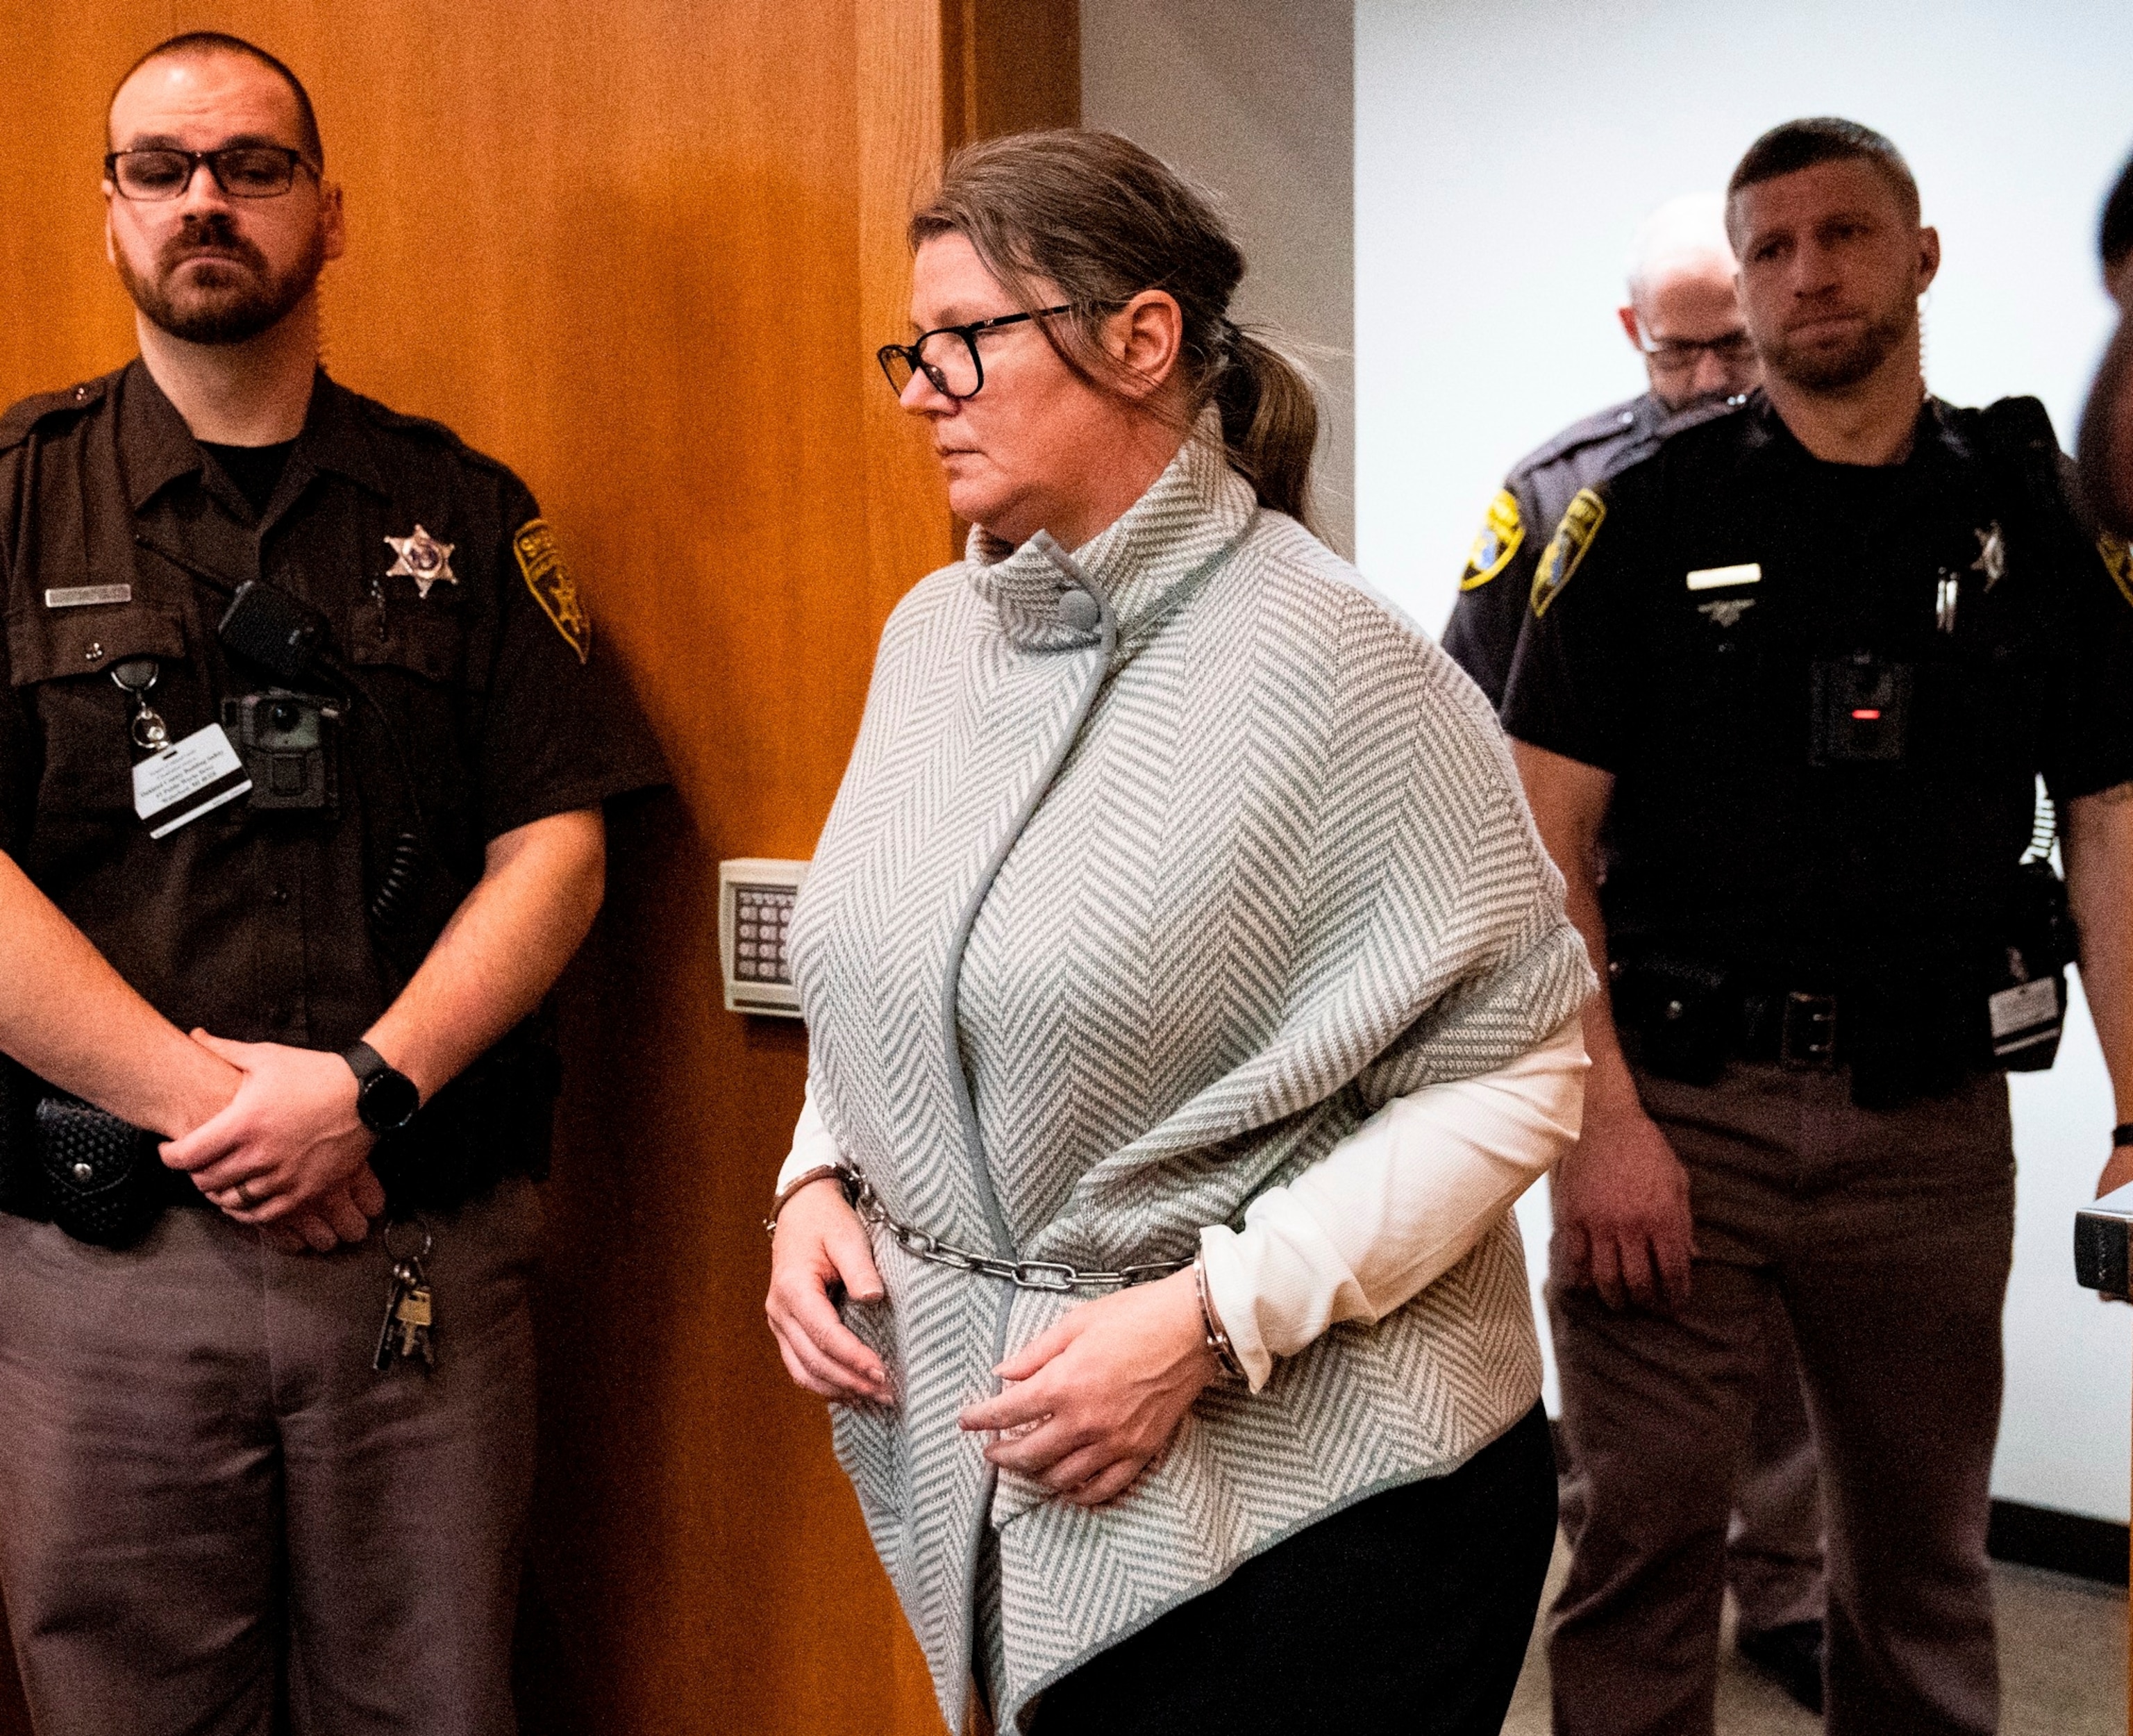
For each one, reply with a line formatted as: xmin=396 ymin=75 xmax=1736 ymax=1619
xmin=105 ymin=146 xmax=319 ymax=201
xmin=877 ymin=306 xmax=1073 ymax=400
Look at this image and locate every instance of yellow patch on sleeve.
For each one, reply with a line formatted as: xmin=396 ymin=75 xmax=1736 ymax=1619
xmin=1459 ymin=489 xmax=1525 ymax=590
xmin=1531 ymin=488 xmax=1607 ymax=618
xmin=512 ymin=518 xmax=592 ymax=665
xmin=2099 ymin=531 xmax=2133 ymax=610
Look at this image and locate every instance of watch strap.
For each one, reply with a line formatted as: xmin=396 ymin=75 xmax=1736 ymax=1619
xmin=343 ymin=1040 xmax=390 ymax=1087
xmin=343 ymin=1040 xmax=419 ymax=1135
xmin=2112 ymin=1123 xmax=2133 ymax=1149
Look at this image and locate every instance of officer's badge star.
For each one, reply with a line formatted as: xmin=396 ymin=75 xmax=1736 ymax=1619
xmin=384 ymin=526 xmax=458 ymax=599
xmin=1971 ymin=522 xmax=2006 ymax=590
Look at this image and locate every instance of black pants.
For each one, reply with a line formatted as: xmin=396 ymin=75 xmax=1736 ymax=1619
xmin=1030 ymin=1401 xmax=1556 ymax=1735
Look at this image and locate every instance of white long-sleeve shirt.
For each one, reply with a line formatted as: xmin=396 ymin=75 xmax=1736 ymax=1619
xmin=776 ymin=1015 xmax=1587 ymax=1390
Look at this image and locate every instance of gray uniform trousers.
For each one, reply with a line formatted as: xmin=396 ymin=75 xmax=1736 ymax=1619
xmin=1547 ymin=1062 xmax=2014 ymax=1736
xmin=0 ymin=1178 xmax=540 ymax=1736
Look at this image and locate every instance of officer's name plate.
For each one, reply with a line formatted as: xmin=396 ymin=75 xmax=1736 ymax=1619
xmin=1685 ymin=562 xmax=1762 ymax=590
xmin=44 ymin=584 xmax=131 ymax=610
xmin=133 ymin=724 xmax=252 ymax=839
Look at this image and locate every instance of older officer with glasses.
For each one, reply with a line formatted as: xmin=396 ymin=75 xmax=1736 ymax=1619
xmin=0 ymin=31 xmax=662 ymax=1735
xmin=764 ymin=128 xmax=1594 ymax=1736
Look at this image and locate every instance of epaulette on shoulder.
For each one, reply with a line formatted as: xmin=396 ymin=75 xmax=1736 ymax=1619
xmin=349 ymin=390 xmax=512 ymax=479
xmin=1655 ymin=392 xmax=1748 ymax=444
xmin=0 ymin=373 xmax=115 ymax=454
xmin=1632 ymin=394 xmax=1753 ymax=469
xmin=1967 ymin=394 xmax=2059 ymax=458
xmin=1516 ymin=397 xmax=1650 ymax=474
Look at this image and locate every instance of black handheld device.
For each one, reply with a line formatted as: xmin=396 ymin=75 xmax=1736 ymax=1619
xmin=217 ymin=579 xmax=332 ymax=685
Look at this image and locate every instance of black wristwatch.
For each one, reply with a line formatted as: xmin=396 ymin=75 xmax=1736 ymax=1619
xmin=344 ymin=1041 xmax=420 ymax=1136
xmin=2114 ymin=1123 xmax=2133 ymax=1149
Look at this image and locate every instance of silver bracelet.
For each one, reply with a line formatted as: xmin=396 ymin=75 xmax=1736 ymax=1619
xmin=1194 ymin=1253 xmax=1246 ymax=1380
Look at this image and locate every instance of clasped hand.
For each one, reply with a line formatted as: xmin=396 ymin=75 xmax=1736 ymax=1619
xmin=767 ymin=1179 xmax=1220 ymax=1505
xmin=158 ymin=1031 xmax=385 ymax=1253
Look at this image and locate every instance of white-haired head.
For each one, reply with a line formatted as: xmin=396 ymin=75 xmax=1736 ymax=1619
xmin=1625 ymin=193 xmax=1735 ymax=311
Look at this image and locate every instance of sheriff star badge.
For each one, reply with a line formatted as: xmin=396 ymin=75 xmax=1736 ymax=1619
xmin=385 ymin=525 xmax=458 ymax=599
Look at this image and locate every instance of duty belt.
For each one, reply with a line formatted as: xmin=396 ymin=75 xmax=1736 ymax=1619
xmin=842 ymin=1169 xmax=1191 ymax=1293
xmin=1739 ymin=990 xmax=1846 ymax=1070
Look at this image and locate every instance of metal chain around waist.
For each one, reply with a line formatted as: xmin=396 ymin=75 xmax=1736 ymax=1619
xmin=846 ymin=1171 xmax=1189 ymax=1293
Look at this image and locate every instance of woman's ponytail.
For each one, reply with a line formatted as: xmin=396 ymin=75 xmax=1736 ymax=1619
xmin=1212 ymin=326 xmax=1320 ymax=530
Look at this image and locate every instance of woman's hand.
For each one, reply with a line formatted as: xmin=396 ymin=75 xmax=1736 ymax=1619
xmin=765 ymin=1177 xmax=895 ymax=1405
xmin=958 ymin=1267 xmax=1219 ymax=1508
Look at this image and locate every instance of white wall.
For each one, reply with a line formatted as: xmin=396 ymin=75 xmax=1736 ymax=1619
xmin=1082 ymin=0 xmax=1355 ymax=555
xmin=1358 ymin=0 xmax=2133 ymax=1521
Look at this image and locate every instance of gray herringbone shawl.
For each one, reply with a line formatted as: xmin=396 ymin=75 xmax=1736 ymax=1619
xmin=790 ymin=433 xmax=1593 ymax=1733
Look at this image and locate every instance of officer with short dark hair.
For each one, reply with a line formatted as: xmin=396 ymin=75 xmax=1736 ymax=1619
xmin=1443 ymin=195 xmax=1757 ymax=708
xmin=1506 ymin=117 xmax=2133 ymax=1736
xmin=1445 ymin=197 xmax=1829 ymax=1712
xmin=0 ymin=33 xmax=662 ymax=1735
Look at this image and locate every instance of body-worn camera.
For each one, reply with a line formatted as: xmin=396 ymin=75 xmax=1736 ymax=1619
xmin=1809 ymin=653 xmax=1913 ymax=765
xmin=221 ymin=690 xmax=342 ymax=810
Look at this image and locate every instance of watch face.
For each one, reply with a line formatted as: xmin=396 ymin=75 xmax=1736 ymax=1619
xmin=360 ymin=1068 xmax=421 ymax=1134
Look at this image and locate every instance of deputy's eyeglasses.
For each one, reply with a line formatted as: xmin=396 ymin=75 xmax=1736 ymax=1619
xmin=1634 ymin=319 xmax=1756 ymax=374
xmin=105 ymin=147 xmax=319 ymax=201
xmin=877 ymin=306 xmax=1076 ymax=400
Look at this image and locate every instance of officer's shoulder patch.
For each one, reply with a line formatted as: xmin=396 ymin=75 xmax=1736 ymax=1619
xmin=0 ymin=376 xmax=110 ymax=453
xmin=513 ymin=518 xmax=592 ymax=665
xmin=2099 ymin=530 xmax=2133 ymax=609
xmin=1531 ymin=488 xmax=1606 ymax=617
xmin=1459 ymin=489 xmax=1524 ymax=590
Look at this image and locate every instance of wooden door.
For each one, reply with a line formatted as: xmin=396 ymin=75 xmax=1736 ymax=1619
xmin=0 ymin=3 xmax=1076 ymax=1732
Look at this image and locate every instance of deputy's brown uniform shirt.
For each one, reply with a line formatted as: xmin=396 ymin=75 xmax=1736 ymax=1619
xmin=0 ymin=360 xmax=664 ymax=1063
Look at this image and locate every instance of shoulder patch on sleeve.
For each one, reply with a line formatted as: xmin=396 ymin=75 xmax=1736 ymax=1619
xmin=2100 ymin=530 xmax=2133 ymax=609
xmin=1531 ymin=488 xmax=1606 ymax=617
xmin=512 ymin=519 xmax=592 ymax=665
xmin=1459 ymin=489 xmax=1525 ymax=590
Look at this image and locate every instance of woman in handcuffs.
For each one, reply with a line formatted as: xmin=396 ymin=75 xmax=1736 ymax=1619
xmin=764 ymin=130 xmax=1593 ymax=1736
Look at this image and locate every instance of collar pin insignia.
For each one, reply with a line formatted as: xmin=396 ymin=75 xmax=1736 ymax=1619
xmin=1971 ymin=522 xmax=2005 ymax=590
xmin=385 ymin=526 xmax=458 ymax=599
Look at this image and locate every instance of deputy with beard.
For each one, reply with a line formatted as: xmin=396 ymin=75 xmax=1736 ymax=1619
xmin=1505 ymin=119 xmax=2133 ymax=1735
xmin=0 ymin=33 xmax=662 ymax=1735
xmin=1447 ymin=197 xmax=1830 ymax=1715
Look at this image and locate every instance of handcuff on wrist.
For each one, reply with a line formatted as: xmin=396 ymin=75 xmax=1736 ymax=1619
xmin=762 ymin=1163 xmax=851 ymax=1238
xmin=1194 ymin=1254 xmax=1246 ymax=1381
xmin=767 ymin=1168 xmax=1248 ymax=1380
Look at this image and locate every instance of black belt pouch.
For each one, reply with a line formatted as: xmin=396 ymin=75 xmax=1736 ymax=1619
xmin=36 ymin=1096 xmax=167 ymax=1249
xmin=1847 ymin=976 xmax=1973 ymax=1112
xmin=1612 ymin=953 xmax=1735 ymax=1086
